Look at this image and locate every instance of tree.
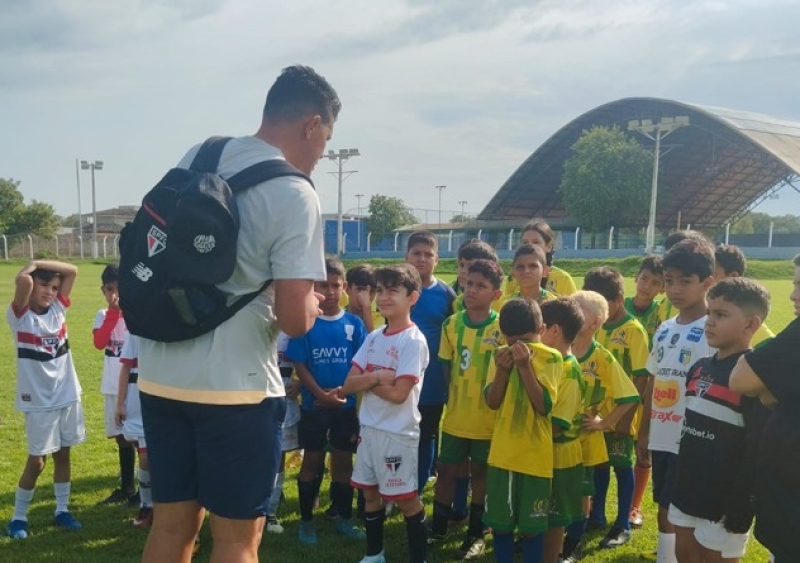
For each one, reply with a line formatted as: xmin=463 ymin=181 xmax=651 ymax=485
xmin=59 ymin=213 xmax=82 ymax=228
xmin=366 ymin=195 xmax=418 ymax=243
xmin=450 ymin=213 xmax=471 ymax=223
xmin=0 ymin=178 xmax=24 ymax=233
xmin=559 ymin=126 xmax=651 ymax=246
xmin=10 ymin=200 xmax=61 ymax=238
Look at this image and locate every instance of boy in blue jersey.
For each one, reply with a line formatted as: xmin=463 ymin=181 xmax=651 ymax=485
xmin=406 ymin=230 xmax=456 ymax=495
xmin=287 ymin=256 xmax=368 ymax=544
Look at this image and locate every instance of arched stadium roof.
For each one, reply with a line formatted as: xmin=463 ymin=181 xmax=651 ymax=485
xmin=479 ymin=98 xmax=800 ymax=227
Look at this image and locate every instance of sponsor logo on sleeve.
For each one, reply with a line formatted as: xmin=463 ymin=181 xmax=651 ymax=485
xmin=687 ymin=326 xmax=704 ymax=342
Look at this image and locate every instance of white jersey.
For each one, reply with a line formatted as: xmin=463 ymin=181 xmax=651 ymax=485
xmin=120 ymin=336 xmax=143 ymax=439
xmin=646 ymin=316 xmax=714 ymax=454
xmin=93 ymin=309 xmax=128 ymax=395
xmin=277 ymin=331 xmax=301 ymax=427
xmin=6 ymin=296 xmax=82 ymax=412
xmin=352 ymin=324 xmax=429 ymax=440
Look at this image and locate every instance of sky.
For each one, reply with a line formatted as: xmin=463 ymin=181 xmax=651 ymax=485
xmin=2 ymin=0 xmax=800 ymax=223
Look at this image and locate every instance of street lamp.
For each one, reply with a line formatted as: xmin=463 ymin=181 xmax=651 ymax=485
xmin=458 ymin=200 xmax=467 ymax=221
xmin=326 ymin=148 xmax=359 ymax=255
xmin=80 ymin=160 xmax=104 ymax=259
xmin=74 ymin=159 xmax=84 ymax=259
xmin=355 ymin=193 xmax=365 ymax=251
xmin=628 ymin=116 xmax=690 ymax=252
xmin=435 ymin=185 xmax=446 ymax=230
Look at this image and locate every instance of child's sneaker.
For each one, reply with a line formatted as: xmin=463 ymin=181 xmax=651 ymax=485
xmin=324 ymin=505 xmax=341 ymax=521
xmin=132 ymin=506 xmax=154 ymax=528
xmin=599 ymin=525 xmax=631 ymax=548
xmin=335 ymin=518 xmax=366 ymax=539
xmin=265 ymin=515 xmax=284 ymax=534
xmin=54 ymin=511 xmax=82 ymax=530
xmin=355 ymin=552 xmax=386 ymax=563
xmin=629 ymin=508 xmax=644 ymax=528
xmin=457 ymin=536 xmax=486 ymax=560
xmin=298 ymin=520 xmax=317 ymax=545
xmin=99 ymin=488 xmax=137 ymax=505
xmin=7 ymin=519 xmax=28 ymax=539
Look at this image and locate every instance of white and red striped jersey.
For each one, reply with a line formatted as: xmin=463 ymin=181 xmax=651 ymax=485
xmin=6 ymin=295 xmax=82 ymax=412
xmin=93 ymin=309 xmax=128 ymax=395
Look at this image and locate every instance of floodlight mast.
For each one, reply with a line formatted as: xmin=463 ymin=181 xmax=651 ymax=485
xmin=628 ymin=117 xmax=690 ymax=252
xmin=326 ymin=149 xmax=359 ymax=255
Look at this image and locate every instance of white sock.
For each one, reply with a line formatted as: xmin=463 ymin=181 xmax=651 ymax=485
xmin=138 ymin=468 xmax=152 ymax=507
xmin=53 ymin=482 xmax=70 ymax=515
xmin=656 ymin=532 xmax=678 ymax=563
xmin=13 ymin=487 xmax=35 ymax=521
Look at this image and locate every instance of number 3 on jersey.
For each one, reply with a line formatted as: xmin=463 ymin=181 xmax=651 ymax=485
xmin=460 ymin=348 xmax=472 ymax=371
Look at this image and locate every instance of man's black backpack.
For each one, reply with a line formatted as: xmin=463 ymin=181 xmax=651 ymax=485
xmin=118 ymin=136 xmax=312 ymax=342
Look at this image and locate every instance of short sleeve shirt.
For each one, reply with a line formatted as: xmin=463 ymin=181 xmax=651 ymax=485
xmin=93 ymin=309 xmax=128 ymax=395
xmin=552 ymin=354 xmax=585 ymax=470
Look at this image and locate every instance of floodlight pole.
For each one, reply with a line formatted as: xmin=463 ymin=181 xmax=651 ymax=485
xmin=80 ymin=160 xmax=104 ymax=259
xmin=435 ymin=185 xmax=446 ymax=230
xmin=458 ymin=200 xmax=467 ymax=220
xmin=326 ymin=149 xmax=360 ymax=255
xmin=74 ymin=159 xmax=84 ymax=259
xmin=628 ymin=117 xmax=689 ymax=252
xmin=355 ymin=193 xmax=364 ymax=251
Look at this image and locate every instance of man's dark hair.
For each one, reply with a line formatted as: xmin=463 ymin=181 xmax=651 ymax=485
xmin=663 ymin=229 xmax=709 ymax=251
xmin=638 ymin=255 xmax=664 ymax=277
xmin=708 ymin=277 xmax=770 ymax=321
xmin=375 ymin=264 xmax=421 ymax=295
xmin=715 ymin=244 xmax=747 ymax=276
xmin=101 ymin=263 xmax=119 ymax=285
xmin=541 ymin=297 xmax=585 ymax=343
xmin=263 ymin=65 xmax=341 ymax=124
xmin=521 ymin=219 xmax=555 ymax=265
xmin=499 ymin=297 xmax=543 ymax=337
xmin=346 ymin=264 xmax=374 ymax=287
xmin=467 ymin=259 xmax=504 ymax=289
xmin=512 ymin=243 xmax=547 ymax=268
xmin=325 ymin=256 xmax=345 ymax=278
xmin=662 ymin=239 xmax=715 ymax=281
xmin=457 ymin=239 xmax=498 ymax=262
xmin=583 ymin=266 xmax=624 ymax=302
xmin=407 ymin=230 xmax=438 ymax=252
xmin=31 ymin=269 xmax=62 ymax=283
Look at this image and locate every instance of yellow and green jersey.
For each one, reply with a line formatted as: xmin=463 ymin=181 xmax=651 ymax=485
xmin=596 ymin=314 xmax=650 ymax=380
xmin=504 ymin=265 xmax=577 ymax=298
xmin=498 ymin=289 xmax=557 ymax=313
xmin=552 ymin=354 xmax=585 ymax=470
xmin=657 ymin=297 xmax=676 ymax=323
xmin=439 ymin=310 xmax=504 ymax=439
xmin=624 ymin=296 xmax=663 ymax=349
xmin=454 ymin=292 xmax=504 ymax=314
xmin=752 ymin=322 xmax=775 ymax=348
xmin=486 ymin=341 xmax=561 ymax=478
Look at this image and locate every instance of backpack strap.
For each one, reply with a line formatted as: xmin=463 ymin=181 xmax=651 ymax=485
xmin=189 ymin=136 xmax=233 ymax=173
xmin=226 ymin=159 xmax=314 ymax=193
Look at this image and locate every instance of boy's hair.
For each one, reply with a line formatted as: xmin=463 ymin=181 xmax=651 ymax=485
xmin=467 ymin=259 xmax=505 ymax=289
xmin=374 ymin=263 xmax=421 ymax=295
xmin=638 ymin=254 xmax=664 ymax=277
xmin=406 ymin=230 xmax=438 ymax=252
xmin=707 ymin=277 xmax=770 ymax=321
xmin=512 ymin=243 xmax=547 ymax=268
xmin=541 ymin=297 xmax=585 ymax=343
xmin=521 ymin=219 xmax=555 ymax=265
xmin=457 ymin=239 xmax=498 ymax=262
xmin=101 ymin=263 xmax=120 ymax=285
xmin=571 ymin=290 xmax=609 ymax=325
xmin=715 ymin=244 xmax=747 ymax=276
xmin=263 ymin=65 xmax=341 ymax=125
xmin=499 ymin=297 xmax=543 ymax=337
xmin=31 ymin=269 xmax=63 ymax=283
xmin=582 ymin=266 xmax=624 ymax=302
xmin=346 ymin=263 xmax=375 ymax=287
xmin=324 ymin=256 xmax=345 ymax=278
xmin=663 ymin=229 xmax=709 ymax=251
xmin=662 ymin=239 xmax=715 ymax=281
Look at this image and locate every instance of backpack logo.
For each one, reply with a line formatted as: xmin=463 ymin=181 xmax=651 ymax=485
xmin=193 ymin=234 xmax=216 ymax=253
xmin=147 ymin=226 xmax=167 ymax=257
xmin=133 ymin=262 xmax=154 ymax=282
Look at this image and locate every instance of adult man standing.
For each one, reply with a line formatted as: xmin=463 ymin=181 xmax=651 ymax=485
xmin=137 ymin=65 xmax=338 ymax=563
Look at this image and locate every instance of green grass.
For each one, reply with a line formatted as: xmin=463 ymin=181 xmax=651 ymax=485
xmin=0 ymin=262 xmax=791 ymax=561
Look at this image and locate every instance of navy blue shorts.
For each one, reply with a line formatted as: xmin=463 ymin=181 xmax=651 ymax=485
xmin=141 ymin=392 xmax=286 ymax=519
xmin=651 ymin=450 xmax=678 ymax=509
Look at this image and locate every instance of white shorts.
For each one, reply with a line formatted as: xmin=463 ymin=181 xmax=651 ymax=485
xmin=668 ymin=504 xmax=749 ymax=558
xmin=104 ymin=394 xmax=123 ymax=437
xmin=351 ymin=425 xmax=418 ymax=501
xmin=123 ymin=433 xmax=147 ymax=449
xmin=280 ymin=423 xmax=299 ymax=452
xmin=25 ymin=402 xmax=86 ymax=456
xmin=121 ymin=382 xmax=143 ymax=440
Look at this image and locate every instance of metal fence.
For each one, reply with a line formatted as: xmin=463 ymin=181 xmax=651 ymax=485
xmin=1 ymin=233 xmax=120 ymax=260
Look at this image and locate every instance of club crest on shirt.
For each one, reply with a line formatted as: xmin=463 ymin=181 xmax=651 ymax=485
xmin=610 ymin=329 xmax=627 ymax=346
xmin=482 ymin=329 xmax=503 ymax=347
xmin=679 ymin=348 xmax=692 ymax=365
xmin=669 ymin=333 xmax=681 ymax=348
xmin=696 ymin=377 xmax=711 ymax=397
xmin=344 ymin=324 xmax=354 ymax=341
xmin=582 ymin=361 xmax=599 ymax=380
xmin=687 ymin=326 xmax=704 ymax=343
xmin=42 ymin=336 xmax=59 ymax=356
xmin=657 ymin=346 xmax=664 ymax=362
xmin=385 ymin=455 xmax=402 ymax=473
xmin=147 ymin=225 xmax=167 ymax=257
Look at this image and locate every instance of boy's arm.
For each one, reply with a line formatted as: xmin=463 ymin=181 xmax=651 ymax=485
xmin=12 ymin=263 xmax=36 ymax=314
xmin=93 ymin=309 xmax=122 ymax=350
xmin=635 ymin=374 xmax=654 ymax=464
xmin=339 ymin=366 xmax=396 ymax=397
xmin=115 ymin=363 xmax=132 ymax=426
xmin=294 ymin=361 xmax=346 ymax=408
xmin=371 ymin=376 xmax=417 ymax=405
xmin=35 ymin=260 xmax=78 ymax=299
xmin=485 ymin=347 xmax=513 ymax=410
xmin=584 ymin=401 xmax=637 ymax=432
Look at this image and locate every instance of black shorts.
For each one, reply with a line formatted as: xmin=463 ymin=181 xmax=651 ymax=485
xmin=651 ymin=450 xmax=679 ymax=508
xmin=141 ymin=392 xmax=285 ymax=520
xmin=298 ymin=408 xmax=359 ymax=453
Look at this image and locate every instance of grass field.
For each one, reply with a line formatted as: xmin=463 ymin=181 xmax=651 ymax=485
xmin=0 ymin=262 xmax=792 ymax=562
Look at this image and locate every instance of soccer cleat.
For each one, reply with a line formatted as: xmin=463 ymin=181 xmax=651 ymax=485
xmin=599 ymin=525 xmax=632 ymax=548
xmin=355 ymin=552 xmax=386 ymax=563
xmin=629 ymin=508 xmax=644 ymax=529
xmin=298 ymin=520 xmax=317 ymax=545
xmin=324 ymin=505 xmax=341 ymax=521
xmin=54 ymin=511 xmax=82 ymax=530
xmin=561 ymin=539 xmax=583 ymax=563
xmin=127 ymin=489 xmax=141 ymax=508
xmin=265 ymin=515 xmax=284 ymax=534
xmin=457 ymin=536 xmax=486 ymax=560
xmin=99 ymin=488 xmax=138 ymax=505
xmin=335 ymin=518 xmax=366 ymax=539
xmin=132 ymin=506 xmax=153 ymax=528
xmin=8 ymin=519 xmax=28 ymax=539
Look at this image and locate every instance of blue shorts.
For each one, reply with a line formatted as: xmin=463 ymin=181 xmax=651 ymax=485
xmin=141 ymin=392 xmax=286 ymax=519
xmin=651 ymin=450 xmax=678 ymax=509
